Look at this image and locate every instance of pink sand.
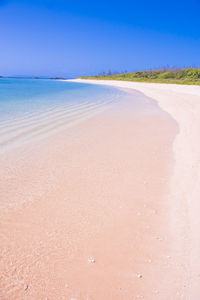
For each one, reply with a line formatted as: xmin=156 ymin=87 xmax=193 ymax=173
xmin=1 ymin=81 xmax=199 ymax=299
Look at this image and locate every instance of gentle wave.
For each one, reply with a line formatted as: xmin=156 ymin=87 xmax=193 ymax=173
xmin=0 ymin=93 xmax=120 ymax=153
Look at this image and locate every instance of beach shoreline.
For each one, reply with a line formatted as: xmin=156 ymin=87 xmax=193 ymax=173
xmin=1 ymin=80 xmax=200 ymax=298
xmin=67 ymin=79 xmax=200 ymax=298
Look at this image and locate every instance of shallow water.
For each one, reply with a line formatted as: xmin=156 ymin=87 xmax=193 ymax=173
xmin=0 ymin=78 xmax=125 ymax=152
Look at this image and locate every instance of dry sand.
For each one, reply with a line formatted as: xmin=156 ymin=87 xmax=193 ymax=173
xmin=0 ymin=80 xmax=200 ymax=299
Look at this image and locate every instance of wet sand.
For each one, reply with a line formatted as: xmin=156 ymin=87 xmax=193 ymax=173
xmin=0 ymin=84 xmax=193 ymax=299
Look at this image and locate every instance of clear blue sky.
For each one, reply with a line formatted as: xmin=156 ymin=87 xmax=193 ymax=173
xmin=0 ymin=0 xmax=200 ymax=77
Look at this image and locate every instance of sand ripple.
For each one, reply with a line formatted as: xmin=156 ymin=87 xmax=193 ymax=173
xmin=0 ymin=93 xmax=120 ymax=153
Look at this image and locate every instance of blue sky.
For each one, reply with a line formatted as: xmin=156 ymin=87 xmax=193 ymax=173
xmin=0 ymin=0 xmax=200 ymax=77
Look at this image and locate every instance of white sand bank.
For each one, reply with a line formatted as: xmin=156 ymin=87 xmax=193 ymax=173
xmin=69 ymin=79 xmax=200 ymax=299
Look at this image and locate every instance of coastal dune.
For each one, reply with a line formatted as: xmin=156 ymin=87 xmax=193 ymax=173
xmin=0 ymin=80 xmax=200 ymax=299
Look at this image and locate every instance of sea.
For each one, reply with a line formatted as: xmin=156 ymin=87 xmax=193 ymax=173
xmin=0 ymin=78 xmax=124 ymax=152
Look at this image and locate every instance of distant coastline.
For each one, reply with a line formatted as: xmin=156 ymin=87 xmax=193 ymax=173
xmin=0 ymin=76 xmax=69 ymax=80
xmin=79 ymin=67 xmax=200 ymax=85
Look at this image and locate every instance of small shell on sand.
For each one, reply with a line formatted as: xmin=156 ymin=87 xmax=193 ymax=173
xmin=24 ymin=284 xmax=28 ymax=291
xmin=156 ymin=237 xmax=164 ymax=241
xmin=88 ymin=257 xmax=95 ymax=263
xmin=137 ymin=273 xmax=143 ymax=278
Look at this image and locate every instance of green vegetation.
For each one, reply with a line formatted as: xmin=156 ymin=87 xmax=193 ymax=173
xmin=79 ymin=68 xmax=200 ymax=85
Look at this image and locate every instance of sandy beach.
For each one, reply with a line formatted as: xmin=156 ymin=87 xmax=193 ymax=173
xmin=1 ymin=80 xmax=200 ymax=299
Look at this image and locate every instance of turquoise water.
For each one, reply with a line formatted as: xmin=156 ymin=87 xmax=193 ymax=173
xmin=0 ymin=78 xmax=121 ymax=120
xmin=0 ymin=78 xmax=123 ymax=151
